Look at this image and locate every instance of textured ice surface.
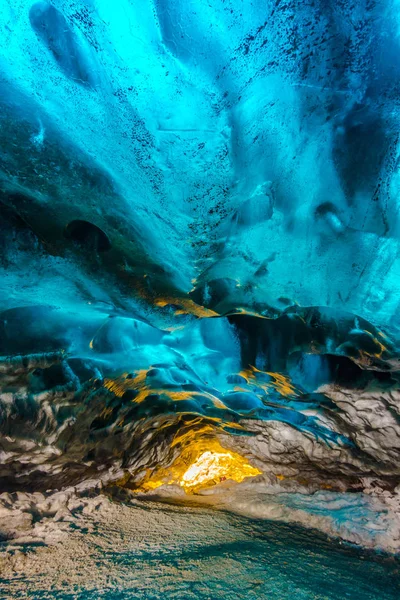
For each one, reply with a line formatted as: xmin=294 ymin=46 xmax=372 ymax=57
xmin=1 ymin=497 xmax=400 ymax=600
xmin=1 ymin=0 xmax=400 ymax=326
xmin=1 ymin=0 xmax=400 ymax=556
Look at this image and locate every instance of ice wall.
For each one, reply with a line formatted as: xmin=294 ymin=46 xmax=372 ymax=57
xmin=1 ymin=0 xmax=400 ymax=328
xmin=1 ymin=0 xmax=400 ymax=531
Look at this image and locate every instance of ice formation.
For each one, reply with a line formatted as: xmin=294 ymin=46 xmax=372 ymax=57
xmin=1 ymin=0 xmax=400 ymax=552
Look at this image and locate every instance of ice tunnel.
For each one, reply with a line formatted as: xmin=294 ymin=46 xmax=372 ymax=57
xmin=1 ymin=0 xmax=400 ymax=596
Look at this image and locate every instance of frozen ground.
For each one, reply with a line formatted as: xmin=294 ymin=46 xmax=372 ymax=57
xmin=0 ymin=494 xmax=400 ymax=600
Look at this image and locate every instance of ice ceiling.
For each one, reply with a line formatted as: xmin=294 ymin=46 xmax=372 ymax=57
xmin=1 ymin=0 xmax=400 ymax=509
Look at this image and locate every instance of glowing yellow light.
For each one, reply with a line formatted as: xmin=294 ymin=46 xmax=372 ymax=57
xmin=181 ymin=451 xmax=231 ymax=486
xmin=130 ymin=431 xmax=261 ymax=495
xmin=155 ymin=296 xmax=219 ymax=318
xmin=239 ymin=365 xmax=298 ymax=397
xmin=180 ymin=450 xmax=260 ymax=492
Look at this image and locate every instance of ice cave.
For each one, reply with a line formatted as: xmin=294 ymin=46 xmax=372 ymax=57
xmin=1 ymin=0 xmax=400 ymax=598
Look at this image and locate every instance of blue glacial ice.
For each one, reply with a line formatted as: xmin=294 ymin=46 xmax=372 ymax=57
xmin=1 ymin=0 xmax=400 ymax=556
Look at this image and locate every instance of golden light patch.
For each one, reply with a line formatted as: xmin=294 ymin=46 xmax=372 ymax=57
xmin=134 ymin=431 xmax=261 ymax=495
xmin=102 ymin=372 xmax=231 ymax=409
xmin=103 ymin=369 xmax=149 ymax=402
xmin=155 ymin=296 xmax=219 ymax=318
xmin=180 ymin=449 xmax=261 ymax=492
xmin=238 ymin=365 xmax=297 ymax=397
xmin=265 ymin=372 xmax=297 ymax=397
xmin=232 ymin=308 xmax=270 ymax=319
xmin=361 ymin=330 xmax=387 ymax=358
